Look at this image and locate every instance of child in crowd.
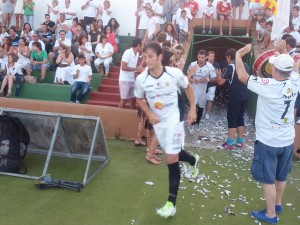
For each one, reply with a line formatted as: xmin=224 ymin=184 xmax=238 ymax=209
xmin=261 ymin=21 xmax=272 ymax=49
xmin=257 ymin=17 xmax=267 ymax=43
xmin=178 ymin=10 xmax=190 ymax=43
xmin=202 ymin=0 xmax=215 ymax=34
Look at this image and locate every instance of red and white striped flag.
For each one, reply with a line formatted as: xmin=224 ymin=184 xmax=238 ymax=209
xmin=248 ymin=0 xmax=278 ymax=15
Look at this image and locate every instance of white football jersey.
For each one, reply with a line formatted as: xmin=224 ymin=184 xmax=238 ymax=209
xmin=135 ymin=66 xmax=188 ymax=126
xmin=248 ymin=75 xmax=300 ymax=147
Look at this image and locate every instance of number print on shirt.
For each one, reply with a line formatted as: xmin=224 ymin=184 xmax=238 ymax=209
xmin=281 ymin=100 xmax=292 ymax=120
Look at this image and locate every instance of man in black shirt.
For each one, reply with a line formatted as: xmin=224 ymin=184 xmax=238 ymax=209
xmin=217 ymin=48 xmax=249 ymax=149
xmin=42 ymin=14 xmax=56 ymax=34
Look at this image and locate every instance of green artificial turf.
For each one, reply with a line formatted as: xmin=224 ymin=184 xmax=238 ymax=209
xmin=0 ymin=140 xmax=299 ymax=225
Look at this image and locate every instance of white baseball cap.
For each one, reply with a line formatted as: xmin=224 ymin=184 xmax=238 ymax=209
xmin=269 ymin=54 xmax=294 ymax=71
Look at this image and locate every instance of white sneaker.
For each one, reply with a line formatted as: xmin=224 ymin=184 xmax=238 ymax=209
xmin=188 ymin=154 xmax=199 ymax=178
xmin=205 ymin=114 xmax=210 ymax=120
xmin=156 ymin=201 xmax=176 ymax=218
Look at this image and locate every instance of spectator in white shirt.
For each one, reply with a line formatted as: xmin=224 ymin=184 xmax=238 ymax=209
xmin=143 ymin=8 xmax=160 ymax=42
xmin=28 ymin=32 xmax=46 ymax=51
xmin=81 ymin=0 xmax=97 ymax=26
xmin=152 ymin=0 xmax=165 ymax=31
xmin=0 ymin=26 xmax=9 ymax=45
xmin=60 ymin=0 xmax=76 ymax=27
xmin=292 ymin=6 xmax=300 ymax=32
xmin=98 ymin=0 xmax=112 ymax=27
xmin=135 ymin=2 xmax=152 ymax=39
xmin=47 ymin=0 xmax=60 ymax=22
xmin=0 ymin=54 xmax=23 ymax=98
xmin=178 ymin=9 xmax=189 ymax=43
xmin=94 ymin=35 xmax=114 ymax=77
xmin=202 ymin=0 xmax=215 ymax=34
xmin=77 ymin=35 xmax=94 ymax=66
xmin=48 ymin=30 xmax=71 ymax=66
xmin=70 ymin=54 xmax=92 ymax=103
xmin=174 ymin=0 xmax=192 ymax=36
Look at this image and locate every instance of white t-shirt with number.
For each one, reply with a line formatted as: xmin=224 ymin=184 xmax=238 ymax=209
xmin=247 ymin=75 xmax=300 ymax=147
xmin=119 ymin=48 xmax=139 ymax=82
xmin=72 ymin=64 xmax=92 ymax=82
xmin=135 ymin=66 xmax=188 ymax=125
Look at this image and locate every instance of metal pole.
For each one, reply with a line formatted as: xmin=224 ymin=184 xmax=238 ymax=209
xmin=42 ymin=116 xmax=61 ymax=175
xmin=83 ymin=118 xmax=100 ymax=185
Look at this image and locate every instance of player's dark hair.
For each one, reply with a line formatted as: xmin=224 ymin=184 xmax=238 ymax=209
xmin=162 ymin=49 xmax=175 ymax=66
xmin=281 ymin=33 xmax=293 ymax=40
xmin=225 ymin=48 xmax=236 ymax=60
xmin=266 ymin=21 xmax=273 ymax=27
xmin=285 ymin=37 xmax=297 ymax=48
xmin=132 ymin=37 xmax=142 ymax=48
xmin=143 ymin=41 xmax=163 ymax=56
xmin=197 ymin=49 xmax=208 ymax=56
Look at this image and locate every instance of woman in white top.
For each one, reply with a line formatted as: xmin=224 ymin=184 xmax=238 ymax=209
xmin=98 ymin=0 xmax=112 ymax=27
xmin=15 ymin=37 xmax=30 ymax=70
xmin=47 ymin=0 xmax=60 ymax=22
xmin=0 ymin=36 xmax=15 ymax=64
xmin=0 ymin=26 xmax=9 ymax=45
xmin=2 ymin=0 xmax=15 ymax=28
xmin=14 ymin=0 xmax=24 ymax=31
xmin=0 ymin=54 xmax=23 ymax=97
xmin=20 ymin=23 xmax=34 ymax=43
xmin=54 ymin=44 xmax=75 ymax=84
xmin=78 ymin=35 xmax=94 ymax=66
xmin=164 ymin=22 xmax=178 ymax=46
xmin=94 ymin=35 xmax=114 ymax=76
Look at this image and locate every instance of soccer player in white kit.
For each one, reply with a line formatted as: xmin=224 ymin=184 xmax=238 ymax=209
xmin=235 ymin=43 xmax=300 ymax=224
xmin=135 ymin=42 xmax=199 ymax=218
xmin=187 ymin=49 xmax=216 ymax=126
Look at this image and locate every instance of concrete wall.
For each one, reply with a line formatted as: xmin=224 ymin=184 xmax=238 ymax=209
xmin=0 ymin=98 xmax=139 ymax=140
xmin=0 ymin=0 xmax=138 ymax=36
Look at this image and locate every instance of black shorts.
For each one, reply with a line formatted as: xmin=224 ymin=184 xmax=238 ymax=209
xmin=84 ymin=16 xmax=96 ymax=26
xmin=217 ymin=14 xmax=232 ymax=20
xmin=227 ymin=100 xmax=247 ymax=128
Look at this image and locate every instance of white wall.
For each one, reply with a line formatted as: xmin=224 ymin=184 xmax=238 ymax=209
xmin=0 ymin=0 xmax=138 ymax=36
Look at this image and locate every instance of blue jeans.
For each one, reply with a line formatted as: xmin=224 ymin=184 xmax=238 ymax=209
xmin=70 ymin=81 xmax=89 ymax=102
xmin=24 ymin=15 xmax=34 ymax=30
xmin=15 ymin=73 xmax=23 ymax=96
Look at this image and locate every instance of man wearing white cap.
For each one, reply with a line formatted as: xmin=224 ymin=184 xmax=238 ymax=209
xmin=235 ymin=44 xmax=300 ymax=224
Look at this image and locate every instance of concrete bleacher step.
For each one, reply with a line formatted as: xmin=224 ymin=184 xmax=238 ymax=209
xmin=107 ymin=72 xmax=119 ymax=79
xmin=86 ymin=99 xmax=119 ymax=108
xmin=111 ymin=66 xmax=120 ymax=73
xmin=101 ymin=78 xmax=119 ymax=86
xmin=86 ymin=99 xmax=135 ymax=109
xmin=98 ymin=84 xmax=119 ymax=93
xmin=90 ymin=92 xmax=121 ymax=101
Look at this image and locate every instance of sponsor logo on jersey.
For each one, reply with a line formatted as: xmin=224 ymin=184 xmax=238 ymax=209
xmin=154 ymin=101 xmax=164 ymax=110
xmin=261 ymin=78 xmax=269 ymax=84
